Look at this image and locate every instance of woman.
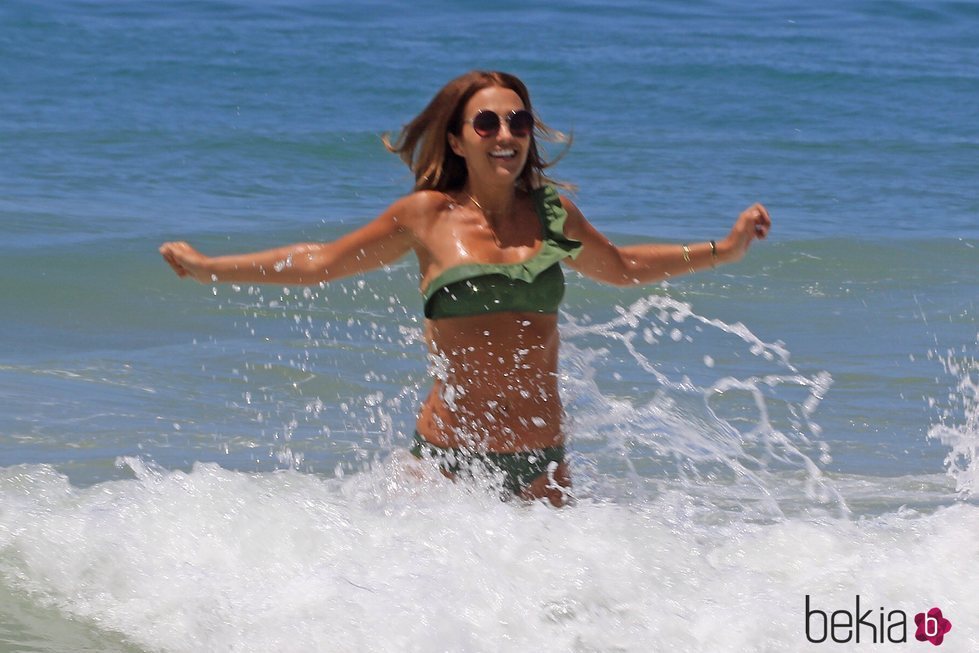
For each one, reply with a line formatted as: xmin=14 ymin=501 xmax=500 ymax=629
xmin=160 ymin=70 xmax=771 ymax=506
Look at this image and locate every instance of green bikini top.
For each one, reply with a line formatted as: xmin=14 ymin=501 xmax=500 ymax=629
xmin=423 ymin=185 xmax=583 ymax=320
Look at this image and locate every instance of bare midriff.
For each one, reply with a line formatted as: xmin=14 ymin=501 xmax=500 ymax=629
xmin=416 ymin=311 xmax=563 ymax=452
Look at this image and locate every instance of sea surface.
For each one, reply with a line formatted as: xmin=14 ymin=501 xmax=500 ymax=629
xmin=1 ymin=0 xmax=977 ymax=651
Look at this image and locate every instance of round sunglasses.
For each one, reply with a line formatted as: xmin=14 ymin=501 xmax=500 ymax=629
xmin=464 ymin=109 xmax=535 ymax=138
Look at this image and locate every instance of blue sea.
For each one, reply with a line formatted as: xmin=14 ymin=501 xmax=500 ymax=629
xmin=1 ymin=1 xmax=977 ymax=651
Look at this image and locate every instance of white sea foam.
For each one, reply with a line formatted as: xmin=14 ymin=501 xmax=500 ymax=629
xmin=0 ymin=458 xmax=977 ymax=652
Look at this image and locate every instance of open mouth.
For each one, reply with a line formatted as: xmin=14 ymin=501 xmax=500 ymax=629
xmin=489 ymin=149 xmax=517 ymax=160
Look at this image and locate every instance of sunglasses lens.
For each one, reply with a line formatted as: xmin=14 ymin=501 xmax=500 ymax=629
xmin=471 ymin=111 xmax=501 ymax=137
xmin=509 ymin=110 xmax=534 ymax=137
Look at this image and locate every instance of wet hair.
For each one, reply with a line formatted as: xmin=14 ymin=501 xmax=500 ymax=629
xmin=383 ymin=70 xmax=572 ymax=192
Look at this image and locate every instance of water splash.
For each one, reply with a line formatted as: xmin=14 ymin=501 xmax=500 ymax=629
xmin=561 ymin=293 xmax=841 ymax=518
xmin=927 ymin=338 xmax=979 ymax=496
xmin=213 ymin=281 xmax=846 ymax=516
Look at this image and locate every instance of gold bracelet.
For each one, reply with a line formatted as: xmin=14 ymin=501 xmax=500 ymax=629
xmin=682 ymin=244 xmax=694 ymax=274
xmin=709 ymin=240 xmax=717 ymax=268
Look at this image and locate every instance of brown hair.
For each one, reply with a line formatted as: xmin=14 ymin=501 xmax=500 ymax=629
xmin=382 ymin=71 xmax=572 ymax=192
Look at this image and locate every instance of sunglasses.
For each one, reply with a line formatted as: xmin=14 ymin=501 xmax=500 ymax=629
xmin=464 ymin=109 xmax=535 ymax=138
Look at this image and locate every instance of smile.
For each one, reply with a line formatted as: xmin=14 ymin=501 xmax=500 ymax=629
xmin=489 ymin=149 xmax=517 ymax=159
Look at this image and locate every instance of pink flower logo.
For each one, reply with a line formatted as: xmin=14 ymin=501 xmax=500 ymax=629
xmin=914 ymin=607 xmax=952 ymax=646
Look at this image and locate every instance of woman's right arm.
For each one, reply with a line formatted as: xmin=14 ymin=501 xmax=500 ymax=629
xmin=159 ymin=195 xmax=420 ymax=285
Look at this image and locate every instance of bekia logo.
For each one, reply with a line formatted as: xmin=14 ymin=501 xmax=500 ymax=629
xmin=805 ymin=595 xmax=953 ymax=646
xmin=914 ymin=608 xmax=952 ymax=646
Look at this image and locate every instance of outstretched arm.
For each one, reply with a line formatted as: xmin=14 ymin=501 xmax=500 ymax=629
xmin=159 ymin=196 xmax=418 ymax=285
xmin=562 ymin=198 xmax=771 ymax=285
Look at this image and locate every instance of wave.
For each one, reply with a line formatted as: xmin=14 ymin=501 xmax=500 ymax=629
xmin=1 ymin=458 xmax=977 ymax=652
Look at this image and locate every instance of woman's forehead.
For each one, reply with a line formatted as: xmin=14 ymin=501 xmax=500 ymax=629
xmin=464 ymin=86 xmax=524 ymax=114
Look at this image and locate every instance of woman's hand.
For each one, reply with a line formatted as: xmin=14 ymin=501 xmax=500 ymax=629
xmin=159 ymin=241 xmax=213 ymax=283
xmin=719 ymin=203 xmax=771 ymax=264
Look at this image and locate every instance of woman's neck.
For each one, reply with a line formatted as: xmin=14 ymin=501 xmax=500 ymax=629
xmin=465 ymin=180 xmax=517 ymax=218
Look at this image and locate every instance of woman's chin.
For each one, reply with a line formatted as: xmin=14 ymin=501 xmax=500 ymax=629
xmin=490 ymin=162 xmax=525 ymax=182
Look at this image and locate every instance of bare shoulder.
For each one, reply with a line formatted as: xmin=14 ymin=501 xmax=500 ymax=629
xmin=386 ymin=190 xmax=452 ymax=229
xmin=402 ymin=189 xmax=453 ymax=214
xmin=558 ymin=193 xmax=584 ymax=219
xmin=557 ymin=193 xmax=589 ymax=236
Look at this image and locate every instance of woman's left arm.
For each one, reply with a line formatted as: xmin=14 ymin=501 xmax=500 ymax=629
xmin=561 ymin=197 xmax=771 ymax=286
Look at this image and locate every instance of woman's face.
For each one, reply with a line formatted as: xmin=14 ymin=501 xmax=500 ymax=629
xmin=448 ymin=86 xmax=531 ymax=186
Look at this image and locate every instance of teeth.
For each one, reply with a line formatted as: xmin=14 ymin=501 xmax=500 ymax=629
xmin=490 ymin=149 xmax=516 ymax=158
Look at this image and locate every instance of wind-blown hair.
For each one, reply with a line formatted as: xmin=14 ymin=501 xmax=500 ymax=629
xmin=383 ymin=71 xmax=572 ymax=192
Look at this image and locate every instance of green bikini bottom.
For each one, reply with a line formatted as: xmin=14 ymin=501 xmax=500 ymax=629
xmin=410 ymin=431 xmax=565 ymax=495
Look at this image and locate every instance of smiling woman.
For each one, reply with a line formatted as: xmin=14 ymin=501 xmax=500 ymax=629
xmin=159 ymin=70 xmax=771 ymax=506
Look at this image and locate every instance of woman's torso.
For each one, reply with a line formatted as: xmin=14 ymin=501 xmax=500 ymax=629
xmin=411 ymin=187 xmax=579 ymax=452
xmin=417 ymin=312 xmax=562 ymax=451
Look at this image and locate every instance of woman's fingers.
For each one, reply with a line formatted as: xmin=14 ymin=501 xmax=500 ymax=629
xmin=753 ymin=204 xmax=771 ymax=238
xmin=159 ymin=242 xmax=196 ymax=278
xmin=743 ymin=203 xmax=771 ymax=240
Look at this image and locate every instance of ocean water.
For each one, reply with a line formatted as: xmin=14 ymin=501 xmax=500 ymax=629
xmin=1 ymin=0 xmax=977 ymax=651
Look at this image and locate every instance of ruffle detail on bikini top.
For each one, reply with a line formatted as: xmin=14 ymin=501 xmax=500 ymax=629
xmin=421 ymin=185 xmax=583 ymax=305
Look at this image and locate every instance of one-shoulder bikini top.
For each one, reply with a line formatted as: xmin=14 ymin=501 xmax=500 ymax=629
xmin=422 ymin=185 xmax=583 ymax=320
